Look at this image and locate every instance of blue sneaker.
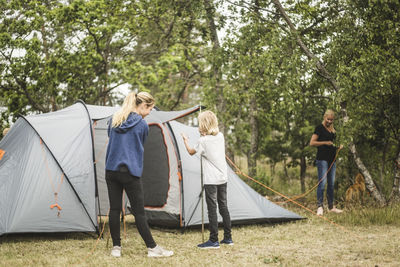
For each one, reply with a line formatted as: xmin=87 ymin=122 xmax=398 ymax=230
xmin=220 ymin=238 xmax=234 ymax=245
xmin=197 ymin=240 xmax=220 ymax=249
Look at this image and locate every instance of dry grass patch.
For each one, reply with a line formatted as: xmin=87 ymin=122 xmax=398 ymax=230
xmin=1 ymin=212 xmax=400 ymax=266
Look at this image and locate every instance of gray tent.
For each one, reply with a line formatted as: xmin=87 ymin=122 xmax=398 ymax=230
xmin=93 ymin=104 xmax=302 ymax=227
xmin=0 ymin=102 xmax=101 ymax=235
xmin=0 ymin=101 xmax=301 ymax=236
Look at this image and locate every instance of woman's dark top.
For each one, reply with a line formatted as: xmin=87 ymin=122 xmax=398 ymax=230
xmin=314 ymin=124 xmax=337 ymax=164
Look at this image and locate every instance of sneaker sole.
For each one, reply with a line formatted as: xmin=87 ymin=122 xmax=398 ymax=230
xmin=221 ymin=243 xmax=234 ymax=246
xmin=111 ymin=251 xmax=121 ymax=257
xmin=148 ymin=253 xmax=174 ymax=257
xmin=198 ymin=246 xmax=220 ymax=249
xmin=148 ymin=255 xmax=173 ymax=257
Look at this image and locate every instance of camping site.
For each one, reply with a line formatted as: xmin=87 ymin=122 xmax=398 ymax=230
xmin=1 ymin=0 xmax=400 ymax=266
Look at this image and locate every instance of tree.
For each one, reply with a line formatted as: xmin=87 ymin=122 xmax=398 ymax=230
xmin=270 ymin=0 xmax=389 ymax=205
xmin=326 ymin=0 xmax=400 ymax=202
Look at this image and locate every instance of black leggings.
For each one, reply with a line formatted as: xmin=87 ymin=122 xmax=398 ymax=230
xmin=105 ymin=170 xmax=156 ymax=248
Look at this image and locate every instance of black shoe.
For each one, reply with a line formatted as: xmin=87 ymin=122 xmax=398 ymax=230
xmin=197 ymin=240 xmax=220 ymax=249
xmin=220 ymin=238 xmax=234 ymax=246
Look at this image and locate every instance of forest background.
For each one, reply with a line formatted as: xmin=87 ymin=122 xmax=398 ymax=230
xmin=1 ymin=0 xmax=399 ymax=209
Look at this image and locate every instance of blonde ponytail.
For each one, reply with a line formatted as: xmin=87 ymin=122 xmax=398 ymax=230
xmin=112 ymin=91 xmax=155 ymax=127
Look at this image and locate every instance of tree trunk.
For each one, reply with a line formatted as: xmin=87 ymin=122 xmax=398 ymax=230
xmin=349 ymin=142 xmax=386 ymax=206
xmin=270 ymin=162 xmax=276 ymax=176
xmin=271 ymin=0 xmax=386 ymax=205
xmin=203 ymin=0 xmax=233 ymax=160
xmin=283 ymin=158 xmax=288 ymax=178
xmin=300 ymin=155 xmax=306 ymax=193
xmin=388 ymin=149 xmax=400 ymax=204
xmin=247 ymin=97 xmax=258 ymax=178
xmin=41 ymin=23 xmax=57 ymax=112
xmin=203 ymin=0 xmax=226 ymax=121
xmin=343 ymin=105 xmax=386 ymax=206
xmin=380 ymin=141 xmax=388 ymax=186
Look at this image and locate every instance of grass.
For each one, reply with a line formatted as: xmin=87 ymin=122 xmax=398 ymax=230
xmin=1 ymin=207 xmax=400 ymax=267
xmin=331 ymin=204 xmax=400 ymax=226
xmin=3 ymin=159 xmax=397 ymax=266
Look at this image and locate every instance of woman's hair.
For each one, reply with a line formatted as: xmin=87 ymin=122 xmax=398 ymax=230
xmin=112 ymin=91 xmax=155 ymax=127
xmin=323 ymin=109 xmax=336 ymax=133
xmin=198 ymin=110 xmax=219 ymax=136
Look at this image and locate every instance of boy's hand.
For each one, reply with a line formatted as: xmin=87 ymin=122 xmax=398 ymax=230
xmin=181 ymin=133 xmax=188 ymax=142
xmin=181 ymin=132 xmax=196 ymax=155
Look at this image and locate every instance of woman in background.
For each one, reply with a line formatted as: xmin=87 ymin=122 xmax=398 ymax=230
xmin=310 ymin=109 xmax=343 ymax=216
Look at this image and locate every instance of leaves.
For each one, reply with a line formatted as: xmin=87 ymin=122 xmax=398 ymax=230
xmin=1 ymin=0 xmax=399 ymax=201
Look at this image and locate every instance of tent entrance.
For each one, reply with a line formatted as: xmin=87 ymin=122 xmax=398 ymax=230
xmin=142 ymin=124 xmax=169 ymax=207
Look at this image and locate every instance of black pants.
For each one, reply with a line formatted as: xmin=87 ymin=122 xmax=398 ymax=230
xmin=105 ymin=170 xmax=156 ymax=248
xmin=204 ymin=183 xmax=232 ymax=243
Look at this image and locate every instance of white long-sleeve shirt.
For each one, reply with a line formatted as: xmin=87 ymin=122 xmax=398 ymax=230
xmin=194 ymin=132 xmax=228 ymax=185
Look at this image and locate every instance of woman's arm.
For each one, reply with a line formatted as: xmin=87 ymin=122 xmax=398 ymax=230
xmin=181 ymin=133 xmax=196 ymax=155
xmin=309 ymin=134 xmax=333 ymax=147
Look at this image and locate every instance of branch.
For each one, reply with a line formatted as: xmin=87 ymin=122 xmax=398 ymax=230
xmin=225 ymin=0 xmax=289 ymax=35
xmin=84 ymin=21 xmax=105 ymax=62
xmin=0 ymin=50 xmax=47 ymax=112
xmin=96 ymin=82 xmax=126 ymax=99
xmin=309 ymin=95 xmax=332 ymax=100
xmin=170 ymin=71 xmax=198 ymax=110
xmin=14 ymin=77 xmax=47 ymax=113
xmin=225 ymin=0 xmax=279 ymax=16
xmin=271 ymin=0 xmax=339 ymax=92
xmin=383 ymin=110 xmax=399 ymax=141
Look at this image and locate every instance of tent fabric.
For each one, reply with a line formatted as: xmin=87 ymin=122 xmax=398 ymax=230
xmin=170 ymin=121 xmax=302 ymax=227
xmin=86 ymin=104 xmax=118 ymax=120
xmin=0 ymin=102 xmax=98 ymax=235
xmin=0 ymin=101 xmax=301 ymax=236
xmin=149 ymin=105 xmax=201 ymax=123
xmin=94 ymin=106 xmax=187 ymax=223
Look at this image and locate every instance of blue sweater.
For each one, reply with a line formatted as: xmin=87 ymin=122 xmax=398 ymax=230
xmin=105 ymin=112 xmax=148 ymax=177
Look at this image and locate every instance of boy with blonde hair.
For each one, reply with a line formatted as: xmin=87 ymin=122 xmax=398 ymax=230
xmin=2 ymin=128 xmax=9 ymax=137
xmin=182 ymin=110 xmax=233 ymax=249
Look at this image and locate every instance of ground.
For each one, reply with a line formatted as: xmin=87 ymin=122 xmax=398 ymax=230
xmin=1 ymin=211 xmax=399 ymax=267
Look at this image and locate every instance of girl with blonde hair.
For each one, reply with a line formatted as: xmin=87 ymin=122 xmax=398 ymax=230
xmin=105 ymin=91 xmax=173 ymax=258
xmin=181 ymin=110 xmax=233 ymax=249
xmin=310 ymin=109 xmax=343 ymax=216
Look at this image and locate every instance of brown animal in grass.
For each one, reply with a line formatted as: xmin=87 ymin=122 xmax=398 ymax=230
xmin=345 ymin=173 xmax=366 ymax=204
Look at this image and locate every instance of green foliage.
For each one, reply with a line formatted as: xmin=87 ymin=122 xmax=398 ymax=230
xmin=0 ymin=0 xmax=208 ymax=127
xmin=1 ymin=0 xmax=399 ymax=204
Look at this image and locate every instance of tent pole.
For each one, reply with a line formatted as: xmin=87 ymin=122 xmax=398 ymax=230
xmin=199 ymin=102 xmax=205 ymax=242
xmin=201 ymin=155 xmax=205 ymax=243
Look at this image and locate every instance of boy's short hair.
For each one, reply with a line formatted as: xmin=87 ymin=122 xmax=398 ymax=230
xmin=198 ymin=111 xmax=219 ymax=136
xmin=2 ymin=128 xmax=9 ymax=136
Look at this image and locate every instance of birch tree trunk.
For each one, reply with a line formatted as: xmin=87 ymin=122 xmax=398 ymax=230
xmin=349 ymin=142 xmax=387 ymax=206
xmin=271 ymin=0 xmax=386 ymax=205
